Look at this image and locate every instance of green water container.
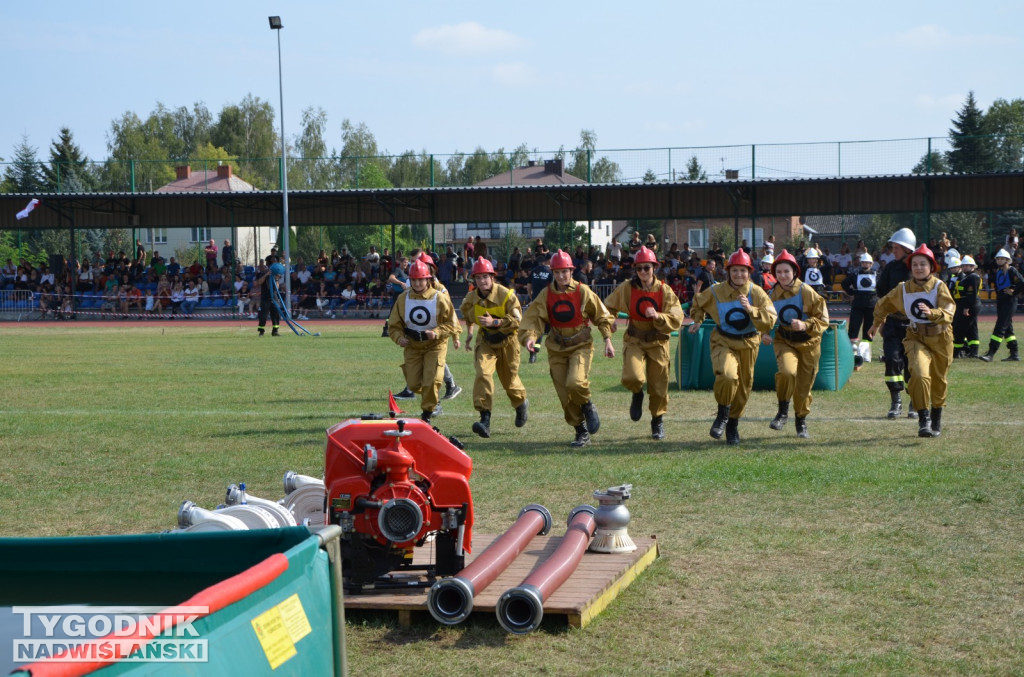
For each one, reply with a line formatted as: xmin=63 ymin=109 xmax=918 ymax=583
xmin=676 ymin=320 xmax=854 ymax=391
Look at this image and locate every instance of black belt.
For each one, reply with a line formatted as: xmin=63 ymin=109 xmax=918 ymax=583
xmin=715 ymin=328 xmax=758 ymax=340
xmin=778 ymin=327 xmax=811 ymax=343
xmin=482 ymin=330 xmax=512 ymax=344
xmin=404 ymin=328 xmax=432 ymax=341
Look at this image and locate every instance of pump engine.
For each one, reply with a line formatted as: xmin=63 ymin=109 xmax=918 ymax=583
xmin=323 ymin=417 xmax=474 ymax=592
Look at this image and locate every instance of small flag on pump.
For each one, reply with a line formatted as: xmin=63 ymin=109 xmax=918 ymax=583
xmin=16 ymin=198 xmax=39 ymax=220
xmin=388 ymin=390 xmax=405 ymax=416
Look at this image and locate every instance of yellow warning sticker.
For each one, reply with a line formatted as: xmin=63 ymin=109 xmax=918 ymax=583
xmin=278 ymin=594 xmax=312 ymax=643
xmin=251 ymin=607 xmax=296 ymax=670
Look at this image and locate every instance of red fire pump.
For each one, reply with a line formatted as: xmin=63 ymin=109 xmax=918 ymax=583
xmin=323 ymin=417 xmax=474 ymax=592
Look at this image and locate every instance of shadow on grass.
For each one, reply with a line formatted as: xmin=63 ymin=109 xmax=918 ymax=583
xmin=346 ymin=608 xmax=570 ymax=645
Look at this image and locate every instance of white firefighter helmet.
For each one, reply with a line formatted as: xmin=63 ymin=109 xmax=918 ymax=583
xmin=859 ymin=252 xmax=873 ymax=263
xmin=888 ymin=227 xmax=917 ymax=251
xmin=944 ymin=248 xmax=961 ymax=267
xmin=995 ymin=248 xmax=1012 ymax=261
xmin=960 ymin=255 xmax=977 ymax=267
xmin=761 ymin=254 xmax=774 ymax=266
xmin=804 ymin=248 xmax=821 ymax=259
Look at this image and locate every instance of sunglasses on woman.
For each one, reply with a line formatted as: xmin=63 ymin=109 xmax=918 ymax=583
xmin=636 ymin=265 xmax=654 ymax=272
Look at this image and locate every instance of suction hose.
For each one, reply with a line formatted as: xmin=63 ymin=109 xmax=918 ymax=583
xmin=427 ymin=504 xmax=552 ymax=625
xmin=495 ymin=505 xmax=596 ymax=634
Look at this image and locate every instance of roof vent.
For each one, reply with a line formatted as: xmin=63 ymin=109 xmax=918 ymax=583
xmin=544 ymin=159 xmax=563 ymax=175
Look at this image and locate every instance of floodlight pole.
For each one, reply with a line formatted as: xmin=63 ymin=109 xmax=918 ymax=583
xmin=270 ymin=15 xmax=291 ymax=308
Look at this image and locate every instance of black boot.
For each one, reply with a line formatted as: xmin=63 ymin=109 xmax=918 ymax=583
xmin=570 ymin=423 xmax=590 ymax=448
xmin=917 ymin=409 xmax=935 ymax=437
xmin=394 ymin=387 xmax=415 ymax=399
xmin=710 ymin=405 xmax=730 ymax=439
xmin=979 ymin=340 xmax=999 ymax=362
xmin=795 ymin=416 xmax=809 ymax=439
xmin=514 ymin=400 xmax=529 ymax=428
xmin=725 ymin=418 xmax=740 ymax=445
xmin=581 ymin=401 xmax=600 ymax=435
xmin=258 ymin=327 xmax=265 ymax=336
xmin=271 ymin=327 xmax=280 ymax=336
xmin=769 ymin=401 xmax=789 ymax=430
xmin=421 ymin=409 xmax=432 ymax=423
xmin=1002 ymin=342 xmax=1019 ymax=361
xmin=381 ymin=320 xmax=389 ymax=338
xmin=472 ymin=410 xmax=491 ymax=438
xmin=629 ymin=390 xmax=644 ymax=422
xmin=528 ymin=349 xmax=537 ymax=364
xmin=930 ymin=407 xmax=942 ymax=436
xmin=651 ymin=415 xmax=664 ymax=440
xmin=887 ymin=391 xmax=902 ymax=419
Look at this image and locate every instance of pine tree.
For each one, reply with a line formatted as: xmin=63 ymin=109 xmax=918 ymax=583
xmin=946 ymin=91 xmax=995 ymax=173
xmin=42 ymin=127 xmax=97 ymax=193
xmin=1 ymin=136 xmax=45 ymax=193
xmin=685 ymin=155 xmax=708 ymax=181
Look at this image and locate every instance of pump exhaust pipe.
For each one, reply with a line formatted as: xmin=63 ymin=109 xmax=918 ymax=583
xmin=495 ymin=505 xmax=596 ymax=634
xmin=427 ymin=504 xmax=552 ymax=625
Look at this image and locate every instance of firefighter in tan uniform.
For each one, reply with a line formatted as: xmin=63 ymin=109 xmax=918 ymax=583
xmin=688 ymin=250 xmax=778 ymax=445
xmin=764 ymin=249 xmax=830 ymax=439
xmin=521 ymin=249 xmax=617 ymax=448
xmin=387 ymin=260 xmax=460 ymax=422
xmin=868 ymin=244 xmax=954 ymax=438
xmin=460 ymin=258 xmax=529 ymax=438
xmin=603 ymin=245 xmax=684 ymax=440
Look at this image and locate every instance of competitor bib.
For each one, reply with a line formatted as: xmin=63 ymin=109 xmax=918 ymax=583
xmin=404 ymin=294 xmax=439 ymax=330
xmin=628 ymin=286 xmax=664 ymax=322
xmin=712 ymin=285 xmax=754 ymax=336
xmin=473 ymin=286 xmax=512 ymax=323
xmin=856 ymin=273 xmax=876 ymax=293
xmin=772 ymin=287 xmax=804 ymax=327
xmin=547 ymin=286 xmax=586 ymax=329
xmin=804 ymin=268 xmax=823 ymax=286
xmin=903 ymin=284 xmax=938 ymax=325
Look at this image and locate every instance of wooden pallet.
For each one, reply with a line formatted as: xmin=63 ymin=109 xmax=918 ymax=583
xmin=343 ymin=533 xmax=659 ymax=628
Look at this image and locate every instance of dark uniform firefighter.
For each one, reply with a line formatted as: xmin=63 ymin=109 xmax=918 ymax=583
xmin=460 ymin=258 xmax=529 ymax=438
xmin=842 ymin=252 xmax=878 ymax=368
xmin=952 ymin=255 xmax=982 ymax=358
xmin=520 ymin=249 xmax=617 ymax=448
xmin=764 ymin=249 xmax=830 ymax=439
xmin=869 ymin=244 xmax=954 ymax=438
xmin=876 ymin=227 xmax=918 ymax=419
xmin=256 ymin=258 xmax=283 ymax=336
xmin=688 ymin=249 xmax=778 ymax=445
xmin=603 ymin=245 xmax=685 ymax=440
xmin=387 ymin=260 xmax=460 ymax=422
xmin=979 ymin=248 xmax=1024 ymax=362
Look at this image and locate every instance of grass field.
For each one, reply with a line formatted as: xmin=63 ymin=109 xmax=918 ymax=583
xmin=1 ymin=321 xmax=1023 ymax=675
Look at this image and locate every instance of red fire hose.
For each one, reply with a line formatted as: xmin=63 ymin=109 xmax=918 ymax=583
xmin=428 ymin=504 xmax=552 ymax=625
xmin=495 ymin=504 xmax=596 ymax=634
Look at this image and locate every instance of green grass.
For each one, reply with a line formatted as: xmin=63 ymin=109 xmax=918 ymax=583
xmin=1 ymin=321 xmax=1023 ymax=675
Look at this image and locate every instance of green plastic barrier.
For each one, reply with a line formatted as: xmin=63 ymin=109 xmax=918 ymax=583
xmin=1 ymin=528 xmax=346 ymax=676
xmin=676 ymin=320 xmax=854 ymax=391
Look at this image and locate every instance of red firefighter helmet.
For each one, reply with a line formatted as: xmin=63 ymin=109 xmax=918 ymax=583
xmin=726 ymin=249 xmax=754 ymax=272
xmin=771 ymin=249 xmax=801 ymax=278
xmin=550 ymin=249 xmax=575 ymax=270
xmin=634 ymin=246 xmax=658 ymax=265
xmin=471 ymin=258 xmax=495 ymax=276
xmin=419 ymin=252 xmax=437 ymax=268
xmin=906 ymin=243 xmax=937 ymax=272
xmin=408 ymin=261 xmax=432 ymax=279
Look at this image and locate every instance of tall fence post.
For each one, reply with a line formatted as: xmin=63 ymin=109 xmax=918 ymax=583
xmin=751 ymin=145 xmax=756 ymax=179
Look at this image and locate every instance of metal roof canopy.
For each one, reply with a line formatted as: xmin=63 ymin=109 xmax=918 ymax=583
xmin=1 ymin=173 xmax=1022 ymax=231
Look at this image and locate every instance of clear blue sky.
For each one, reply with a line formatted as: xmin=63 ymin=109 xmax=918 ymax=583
xmin=3 ymin=0 xmax=1021 ymax=164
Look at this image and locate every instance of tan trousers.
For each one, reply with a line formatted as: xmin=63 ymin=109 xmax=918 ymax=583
xmin=903 ymin=329 xmax=953 ymax=410
xmin=546 ymin=340 xmax=594 ymax=427
xmin=402 ymin=340 xmax=448 ymax=413
xmin=709 ymin=331 xmax=760 ymax=419
xmin=773 ymin=338 xmax=821 ymax=418
xmin=621 ymin=337 xmax=671 ymax=418
xmin=473 ymin=338 xmax=527 ymax=411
